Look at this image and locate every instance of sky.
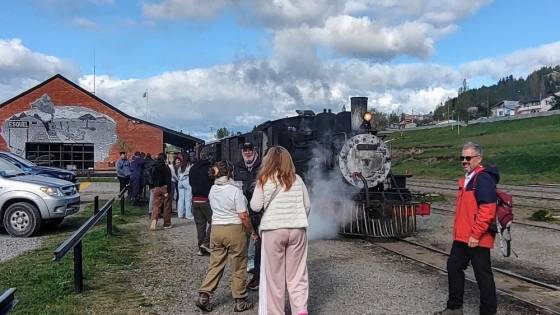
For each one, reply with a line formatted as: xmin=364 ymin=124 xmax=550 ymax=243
xmin=1 ymin=0 xmax=560 ymax=141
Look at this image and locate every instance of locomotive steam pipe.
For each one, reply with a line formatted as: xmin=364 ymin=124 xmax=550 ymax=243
xmin=352 ymin=172 xmax=370 ymax=209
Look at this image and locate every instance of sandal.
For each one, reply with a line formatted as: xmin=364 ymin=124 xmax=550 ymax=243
xmin=196 ymin=293 xmax=213 ymax=312
xmin=234 ymin=298 xmax=254 ymax=312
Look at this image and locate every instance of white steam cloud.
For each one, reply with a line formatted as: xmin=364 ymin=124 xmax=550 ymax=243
xmin=305 ymin=146 xmax=358 ymax=241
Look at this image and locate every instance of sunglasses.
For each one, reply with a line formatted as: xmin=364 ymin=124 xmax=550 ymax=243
xmin=458 ymin=155 xmax=479 ymax=162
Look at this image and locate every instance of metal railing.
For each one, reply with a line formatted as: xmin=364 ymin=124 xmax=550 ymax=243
xmin=0 ymin=288 xmax=18 ymax=315
xmin=52 ymin=185 xmax=128 ymax=293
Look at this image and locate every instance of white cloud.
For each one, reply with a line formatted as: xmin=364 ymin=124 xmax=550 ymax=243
xmin=0 ymin=38 xmax=81 ymax=99
xmin=142 ymin=0 xmax=492 ymax=62
xmin=460 ymin=42 xmax=560 ymax=81
xmin=68 ymin=17 xmax=99 ymax=31
xmin=142 ymin=0 xmax=229 ymax=20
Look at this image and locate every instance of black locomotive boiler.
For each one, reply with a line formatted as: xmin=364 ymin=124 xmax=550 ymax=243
xmin=200 ymin=96 xmax=430 ymax=237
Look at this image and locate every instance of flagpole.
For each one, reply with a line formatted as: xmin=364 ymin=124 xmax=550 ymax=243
xmin=145 ymin=89 xmax=149 ymax=121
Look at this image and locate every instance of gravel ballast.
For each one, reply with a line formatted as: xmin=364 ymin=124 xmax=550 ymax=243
xmin=130 ymin=216 xmax=539 ymax=315
xmin=414 ymin=205 xmax=560 ymax=288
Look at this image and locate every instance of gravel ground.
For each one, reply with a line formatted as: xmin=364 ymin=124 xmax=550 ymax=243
xmin=412 ymin=203 xmax=560 ymax=288
xmin=129 ymin=215 xmax=539 ymax=315
xmin=0 ymin=229 xmax=45 ymax=263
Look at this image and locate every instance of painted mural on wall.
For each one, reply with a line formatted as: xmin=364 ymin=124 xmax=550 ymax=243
xmin=0 ymin=94 xmax=117 ymax=162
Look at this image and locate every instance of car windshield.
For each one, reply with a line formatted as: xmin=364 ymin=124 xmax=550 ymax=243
xmin=4 ymin=152 xmax=37 ymax=167
xmin=0 ymin=158 xmax=27 ymax=177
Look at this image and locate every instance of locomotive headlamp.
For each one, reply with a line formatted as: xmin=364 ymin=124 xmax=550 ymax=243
xmin=363 ymin=111 xmax=373 ymax=122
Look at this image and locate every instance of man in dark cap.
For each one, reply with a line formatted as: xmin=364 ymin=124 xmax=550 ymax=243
xmin=189 ymin=152 xmax=214 ymax=255
xmin=235 ymin=141 xmax=262 ymax=290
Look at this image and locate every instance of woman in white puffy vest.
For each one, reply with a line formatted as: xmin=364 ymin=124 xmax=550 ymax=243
xmin=250 ymin=146 xmax=311 ymax=315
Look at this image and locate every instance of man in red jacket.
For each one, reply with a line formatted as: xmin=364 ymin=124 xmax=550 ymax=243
xmin=435 ymin=142 xmax=498 ymax=315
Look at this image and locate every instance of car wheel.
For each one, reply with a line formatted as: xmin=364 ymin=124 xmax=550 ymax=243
xmin=3 ymin=202 xmax=42 ymax=237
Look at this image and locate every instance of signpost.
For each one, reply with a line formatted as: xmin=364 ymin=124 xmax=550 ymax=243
xmin=7 ymin=120 xmax=30 ymax=149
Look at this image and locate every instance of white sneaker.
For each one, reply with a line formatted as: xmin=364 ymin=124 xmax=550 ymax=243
xmin=247 ymin=259 xmax=254 ymax=272
xmin=149 ymin=220 xmax=157 ymax=231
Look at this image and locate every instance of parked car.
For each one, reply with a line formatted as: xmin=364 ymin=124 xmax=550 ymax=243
xmin=0 ymin=151 xmax=79 ymax=190
xmin=0 ymin=158 xmax=80 ymax=237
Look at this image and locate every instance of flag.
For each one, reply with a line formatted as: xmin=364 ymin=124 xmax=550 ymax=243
xmin=143 ymin=92 xmax=147 ymax=98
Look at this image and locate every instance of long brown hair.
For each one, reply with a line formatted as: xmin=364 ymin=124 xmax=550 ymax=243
xmin=256 ymin=146 xmax=296 ymax=190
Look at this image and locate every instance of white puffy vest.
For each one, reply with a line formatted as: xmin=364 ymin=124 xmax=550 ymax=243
xmin=259 ymin=175 xmax=308 ymax=232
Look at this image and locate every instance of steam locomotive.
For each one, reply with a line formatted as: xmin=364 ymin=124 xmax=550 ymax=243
xmin=200 ymin=97 xmax=430 ymax=237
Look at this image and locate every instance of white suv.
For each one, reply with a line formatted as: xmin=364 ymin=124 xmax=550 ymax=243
xmin=0 ymin=158 xmax=80 ymax=237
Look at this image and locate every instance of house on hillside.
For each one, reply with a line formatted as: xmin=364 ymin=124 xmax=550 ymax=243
xmin=517 ymin=93 xmax=555 ymax=115
xmin=490 ymin=100 xmax=519 ymax=117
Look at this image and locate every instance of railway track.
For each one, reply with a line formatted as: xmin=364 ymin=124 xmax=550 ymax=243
xmin=408 ymin=178 xmax=560 ymax=195
xmin=407 ymin=182 xmax=560 ymax=201
xmin=369 ymin=237 xmax=560 ymax=314
xmin=406 ymin=181 xmax=560 ymax=208
xmin=430 ymin=205 xmax=560 ymax=232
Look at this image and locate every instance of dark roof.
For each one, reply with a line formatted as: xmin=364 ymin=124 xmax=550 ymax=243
xmin=519 ymin=93 xmax=553 ymax=104
xmin=0 ymin=74 xmax=205 ymax=148
xmin=490 ymin=100 xmax=520 ymax=110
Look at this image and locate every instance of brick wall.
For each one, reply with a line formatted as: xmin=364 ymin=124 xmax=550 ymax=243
xmin=0 ymin=77 xmax=163 ymax=170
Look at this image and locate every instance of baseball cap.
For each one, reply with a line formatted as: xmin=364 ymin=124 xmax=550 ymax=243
xmin=241 ymin=142 xmax=254 ymax=150
xmin=189 ymin=151 xmax=196 ymax=157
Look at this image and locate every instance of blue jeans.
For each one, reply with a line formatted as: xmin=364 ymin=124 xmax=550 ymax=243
xmin=177 ymin=179 xmax=193 ymax=218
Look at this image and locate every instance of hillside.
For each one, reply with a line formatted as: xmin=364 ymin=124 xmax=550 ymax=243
xmin=385 ymin=115 xmax=560 ymax=185
xmin=432 ymin=65 xmax=560 ymax=121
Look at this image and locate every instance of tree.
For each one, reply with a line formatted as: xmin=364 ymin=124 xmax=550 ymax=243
xmin=215 ymin=127 xmax=231 ymax=139
xmin=550 ymin=95 xmax=560 ymax=111
xmin=118 ymin=139 xmax=135 ymax=155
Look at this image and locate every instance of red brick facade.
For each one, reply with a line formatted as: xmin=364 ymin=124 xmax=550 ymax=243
xmin=0 ymin=76 xmax=164 ymax=170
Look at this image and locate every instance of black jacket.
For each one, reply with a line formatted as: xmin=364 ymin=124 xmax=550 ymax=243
xmin=189 ymin=160 xmax=213 ymax=198
xmin=152 ymin=163 xmax=172 ymax=194
xmin=235 ymin=157 xmax=262 ymax=212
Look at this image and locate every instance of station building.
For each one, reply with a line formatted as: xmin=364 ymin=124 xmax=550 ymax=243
xmin=0 ymin=74 xmax=204 ymax=171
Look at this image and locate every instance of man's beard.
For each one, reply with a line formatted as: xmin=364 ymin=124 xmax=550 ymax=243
xmin=243 ymin=154 xmax=255 ymax=164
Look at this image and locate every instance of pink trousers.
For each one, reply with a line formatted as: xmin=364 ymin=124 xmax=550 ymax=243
xmin=259 ymin=228 xmax=309 ymax=315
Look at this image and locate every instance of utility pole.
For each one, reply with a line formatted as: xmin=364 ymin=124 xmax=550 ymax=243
xmin=487 ymin=92 xmax=489 ymax=117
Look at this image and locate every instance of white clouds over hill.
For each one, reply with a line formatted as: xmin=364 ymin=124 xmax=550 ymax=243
xmin=2 ymin=0 xmax=560 ymax=140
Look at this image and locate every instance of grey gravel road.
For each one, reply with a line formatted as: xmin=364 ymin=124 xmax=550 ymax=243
xmin=131 ymin=217 xmax=540 ymax=315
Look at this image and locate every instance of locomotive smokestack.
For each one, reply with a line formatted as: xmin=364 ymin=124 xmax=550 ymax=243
xmin=350 ymin=97 xmax=368 ymax=131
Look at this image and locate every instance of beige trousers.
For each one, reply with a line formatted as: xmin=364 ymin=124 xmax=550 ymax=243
xmin=259 ymin=228 xmax=309 ymax=315
xmin=199 ymin=224 xmax=249 ymax=299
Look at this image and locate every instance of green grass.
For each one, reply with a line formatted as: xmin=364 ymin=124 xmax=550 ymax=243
xmin=0 ymin=200 xmax=148 ymax=315
xmin=385 ymin=115 xmax=560 ymax=184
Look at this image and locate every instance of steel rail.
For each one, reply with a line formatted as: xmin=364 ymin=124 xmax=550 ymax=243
xmin=406 ymin=183 xmax=560 ymax=201
xmin=371 ymin=239 xmax=560 ymax=315
xmin=396 ymin=237 xmax=560 ymax=291
xmin=430 ymin=206 xmax=560 ymax=232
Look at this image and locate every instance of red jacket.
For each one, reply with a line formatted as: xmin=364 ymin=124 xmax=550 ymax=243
xmin=453 ymin=165 xmax=498 ymax=249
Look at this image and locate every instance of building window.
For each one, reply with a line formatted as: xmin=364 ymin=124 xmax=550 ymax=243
xmin=25 ymin=143 xmax=94 ymax=170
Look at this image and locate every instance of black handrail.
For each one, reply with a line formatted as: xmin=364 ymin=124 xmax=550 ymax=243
xmin=52 ymin=184 xmax=129 ymax=293
xmin=0 ymin=288 xmax=18 ymax=315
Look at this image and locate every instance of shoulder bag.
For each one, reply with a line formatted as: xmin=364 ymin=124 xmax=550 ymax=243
xmin=264 ymin=184 xmax=282 ymax=211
